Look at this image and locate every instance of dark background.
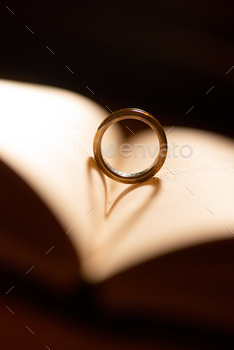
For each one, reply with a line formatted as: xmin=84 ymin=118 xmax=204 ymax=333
xmin=0 ymin=0 xmax=234 ymax=137
xmin=1 ymin=1 xmax=234 ymax=349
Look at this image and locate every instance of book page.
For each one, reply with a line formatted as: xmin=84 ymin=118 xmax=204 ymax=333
xmin=82 ymin=126 xmax=234 ymax=282
xmin=0 ymin=79 xmax=122 ymax=265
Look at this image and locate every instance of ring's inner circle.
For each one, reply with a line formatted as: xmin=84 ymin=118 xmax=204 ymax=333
xmin=101 ymin=119 xmax=160 ymax=176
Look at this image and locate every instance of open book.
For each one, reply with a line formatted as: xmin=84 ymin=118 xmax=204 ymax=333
xmin=1 ymin=79 xmax=234 ymax=334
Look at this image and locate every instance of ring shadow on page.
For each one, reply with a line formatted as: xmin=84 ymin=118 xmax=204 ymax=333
xmin=86 ymin=156 xmax=107 ymax=212
xmin=103 ymin=177 xmax=161 ymax=248
xmin=87 ymin=157 xmax=161 ymax=248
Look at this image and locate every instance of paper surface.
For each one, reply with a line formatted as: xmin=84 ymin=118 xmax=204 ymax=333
xmin=0 ymin=79 xmax=115 ymax=259
xmin=83 ymin=127 xmax=234 ymax=281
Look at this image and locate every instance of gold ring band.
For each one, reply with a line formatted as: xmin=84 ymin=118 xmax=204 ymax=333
xmin=93 ymin=108 xmax=167 ymax=184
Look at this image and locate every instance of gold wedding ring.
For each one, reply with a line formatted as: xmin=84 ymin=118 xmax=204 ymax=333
xmin=93 ymin=108 xmax=167 ymax=184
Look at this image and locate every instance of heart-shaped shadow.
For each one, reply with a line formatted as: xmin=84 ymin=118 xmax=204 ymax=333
xmin=87 ymin=156 xmax=161 ymax=215
xmin=86 ymin=157 xmax=161 ymax=248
